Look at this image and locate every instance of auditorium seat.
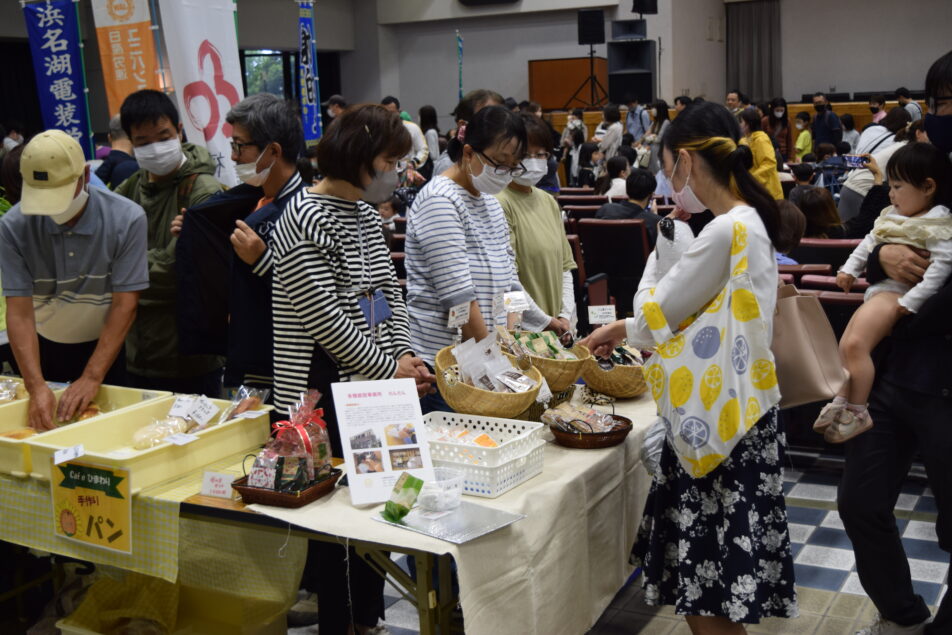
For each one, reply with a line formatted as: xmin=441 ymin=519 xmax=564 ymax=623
xmin=788 ymin=238 xmax=862 ymax=271
xmin=654 ymin=204 xmax=675 ymax=217
xmin=779 ymin=273 xmax=794 ymax=285
xmin=389 ymin=233 xmax=405 ymax=253
xmin=393 ymin=217 xmax=406 ymax=233
xmin=818 ymin=291 xmax=865 ymax=340
xmin=559 ymin=187 xmax=595 ymax=195
xmin=564 ymin=217 xmax=578 ymax=236
xmin=778 ymin=264 xmax=833 ymax=284
xmin=390 ymin=252 xmax=406 ymax=279
xmin=557 ymin=195 xmax=609 ymax=207
xmin=564 ymin=205 xmax=601 ymax=222
xmin=577 ymin=219 xmax=650 ymax=318
xmin=800 ymin=275 xmax=869 ymax=293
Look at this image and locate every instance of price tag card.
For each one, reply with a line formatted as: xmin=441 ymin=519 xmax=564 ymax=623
xmin=52 ymin=460 xmax=131 ymax=553
xmin=233 ymin=410 xmax=268 ymax=420
xmin=200 ymin=471 xmax=234 ymax=499
xmin=491 ymin=293 xmax=506 ymax=317
xmin=54 ymin=444 xmax=85 ymax=466
xmin=168 ymin=395 xmax=196 ymax=419
xmin=588 ymin=305 xmax=617 ymax=325
xmin=503 ymin=291 xmax=530 ymax=313
xmin=188 ymin=397 xmax=220 ymax=427
xmin=447 ymin=302 xmax=471 ymax=328
xmin=165 ymin=433 xmax=199 ymax=446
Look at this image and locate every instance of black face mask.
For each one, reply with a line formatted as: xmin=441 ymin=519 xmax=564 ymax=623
xmin=870 ymin=106 xmax=880 ymax=114
xmin=813 ymin=103 xmax=826 ymax=113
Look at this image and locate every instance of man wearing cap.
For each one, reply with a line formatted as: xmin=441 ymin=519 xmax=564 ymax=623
xmin=322 ymin=94 xmax=346 ymax=121
xmin=0 ymin=130 xmax=148 ymax=430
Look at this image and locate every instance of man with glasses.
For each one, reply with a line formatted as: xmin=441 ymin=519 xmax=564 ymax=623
xmin=171 ymin=93 xmax=307 ymax=398
xmin=837 ymin=50 xmax=952 ymax=635
xmin=114 ymin=89 xmax=223 ymax=395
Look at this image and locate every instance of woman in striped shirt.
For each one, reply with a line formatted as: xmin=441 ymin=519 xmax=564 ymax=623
xmin=270 ymin=104 xmax=433 ymax=635
xmin=405 ymin=105 xmax=551 ymax=412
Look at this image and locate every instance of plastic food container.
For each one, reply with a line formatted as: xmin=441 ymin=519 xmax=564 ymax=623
xmin=0 ymin=385 xmax=169 ymax=477
xmin=417 ymin=467 xmax=464 ymax=512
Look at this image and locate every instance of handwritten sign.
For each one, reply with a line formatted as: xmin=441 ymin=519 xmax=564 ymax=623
xmin=201 ymin=471 xmax=234 ymax=499
xmin=52 ymin=460 xmax=131 ymax=553
xmin=588 ymin=305 xmax=617 ymax=325
xmin=504 ymin=292 xmax=530 ymax=313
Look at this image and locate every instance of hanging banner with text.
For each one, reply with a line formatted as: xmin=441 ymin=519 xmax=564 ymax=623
xmin=52 ymin=460 xmax=132 ymax=554
xmin=23 ymin=0 xmax=93 ymax=158
xmin=158 ymin=0 xmax=244 ymax=186
xmin=297 ymin=1 xmax=322 ymax=146
xmin=91 ymin=0 xmax=160 ymax=116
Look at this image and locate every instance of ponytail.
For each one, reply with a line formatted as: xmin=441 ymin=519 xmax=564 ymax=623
xmin=662 ymin=101 xmax=783 ymax=251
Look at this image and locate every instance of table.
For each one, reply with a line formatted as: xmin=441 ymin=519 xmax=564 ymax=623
xmin=1 ymin=394 xmax=657 ymax=635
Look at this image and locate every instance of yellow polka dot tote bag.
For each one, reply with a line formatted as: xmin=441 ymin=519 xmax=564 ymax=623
xmin=642 ymin=220 xmax=781 ymax=478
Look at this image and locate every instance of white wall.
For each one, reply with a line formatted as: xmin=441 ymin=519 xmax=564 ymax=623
xmin=671 ymin=0 xmax=725 ymax=102
xmin=236 ymin=0 xmax=355 ymax=51
xmin=779 ymin=0 xmax=952 ymax=101
xmin=377 ymin=0 xmax=616 ymax=24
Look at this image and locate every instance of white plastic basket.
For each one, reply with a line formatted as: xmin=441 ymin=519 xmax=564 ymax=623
xmin=433 ymin=440 xmax=545 ymax=498
xmin=423 ymin=412 xmax=544 ymax=467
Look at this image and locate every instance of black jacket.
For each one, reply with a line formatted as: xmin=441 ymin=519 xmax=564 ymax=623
xmin=595 ymin=200 xmax=661 ymax=246
xmin=95 ymin=150 xmax=139 ymax=190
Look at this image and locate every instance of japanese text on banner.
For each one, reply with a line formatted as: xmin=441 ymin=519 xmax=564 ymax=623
xmin=298 ymin=1 xmax=322 ymax=146
xmin=23 ymin=0 xmax=93 ymax=158
xmin=52 ymin=460 xmax=132 ymax=554
xmin=91 ymin=0 xmax=160 ymax=115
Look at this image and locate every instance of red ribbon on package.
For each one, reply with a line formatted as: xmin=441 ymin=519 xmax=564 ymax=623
xmin=271 ymin=420 xmax=313 ymax=455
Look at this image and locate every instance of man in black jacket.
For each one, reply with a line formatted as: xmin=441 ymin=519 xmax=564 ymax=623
xmin=595 ymin=168 xmax=661 ymax=246
xmin=837 ymin=50 xmax=952 ymax=635
xmin=94 ymin=115 xmax=139 ymax=189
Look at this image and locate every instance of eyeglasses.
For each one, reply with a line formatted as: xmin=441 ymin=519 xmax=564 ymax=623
xmin=477 ymin=152 xmax=527 ymax=177
xmin=526 ymin=150 xmax=551 ymax=160
xmin=927 ymin=96 xmax=952 ymax=111
xmin=229 ymin=139 xmax=258 ymax=155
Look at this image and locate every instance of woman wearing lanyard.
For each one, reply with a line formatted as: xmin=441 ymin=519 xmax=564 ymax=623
xmin=582 ymin=102 xmax=796 ymax=633
xmin=271 ymin=104 xmax=434 ymax=635
xmin=405 ymin=105 xmax=551 ymax=413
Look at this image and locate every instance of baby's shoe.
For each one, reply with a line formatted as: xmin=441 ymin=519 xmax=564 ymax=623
xmin=814 ymin=401 xmax=846 ymax=433
xmin=824 ymin=408 xmax=873 ymax=443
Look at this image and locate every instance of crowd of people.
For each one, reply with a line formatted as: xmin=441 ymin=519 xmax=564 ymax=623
xmin=0 ymin=46 xmax=951 ymax=635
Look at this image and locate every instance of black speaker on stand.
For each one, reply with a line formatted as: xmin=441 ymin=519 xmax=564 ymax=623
xmin=564 ymin=10 xmax=609 ymax=109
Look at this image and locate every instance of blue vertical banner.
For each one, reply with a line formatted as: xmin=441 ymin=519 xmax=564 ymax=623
xmin=298 ymin=1 xmax=322 ymax=146
xmin=23 ymin=0 xmax=93 ymax=159
xmin=457 ymin=30 xmax=464 ymax=101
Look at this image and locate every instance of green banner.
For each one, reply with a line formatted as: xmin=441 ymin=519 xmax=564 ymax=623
xmin=58 ymin=464 xmax=126 ymax=499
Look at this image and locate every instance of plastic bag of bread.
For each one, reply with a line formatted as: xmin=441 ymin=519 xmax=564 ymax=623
xmin=0 ymin=379 xmax=20 ymax=404
xmin=216 ymin=385 xmax=270 ymax=425
xmin=131 ymin=417 xmax=189 ymax=450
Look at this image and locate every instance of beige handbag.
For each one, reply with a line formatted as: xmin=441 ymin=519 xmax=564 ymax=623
xmin=771 ymin=284 xmax=847 ymax=409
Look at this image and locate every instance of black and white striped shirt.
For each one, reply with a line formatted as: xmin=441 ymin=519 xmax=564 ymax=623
xmin=271 ymin=191 xmax=413 ymax=413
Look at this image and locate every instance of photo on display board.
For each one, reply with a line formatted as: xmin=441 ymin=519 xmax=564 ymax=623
xmin=349 ymin=428 xmax=382 ymax=450
xmin=389 ymin=447 xmax=423 ymax=471
xmin=384 ymin=423 xmax=418 ymax=446
xmin=354 ymin=451 xmax=384 ymax=474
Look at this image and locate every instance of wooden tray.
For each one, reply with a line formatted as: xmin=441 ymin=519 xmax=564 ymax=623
xmin=549 ymin=415 xmax=632 ymax=449
xmin=231 ymin=469 xmax=342 ymax=508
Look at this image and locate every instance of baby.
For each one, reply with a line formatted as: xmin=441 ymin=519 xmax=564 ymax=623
xmin=815 ymin=143 xmax=952 ymax=442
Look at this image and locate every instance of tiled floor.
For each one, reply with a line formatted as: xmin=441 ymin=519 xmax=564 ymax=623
xmin=291 ymin=459 xmax=947 ymax=634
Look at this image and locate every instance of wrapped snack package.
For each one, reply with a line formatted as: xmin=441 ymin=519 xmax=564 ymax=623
xmin=216 ymin=385 xmax=270 ymax=425
xmin=246 ymin=390 xmax=332 ymax=492
xmin=541 ymin=402 xmax=617 ymax=434
xmin=131 ymin=417 xmax=189 ymax=450
xmin=452 ymin=335 xmax=537 ymax=394
xmin=0 ymin=379 xmax=20 ymax=404
xmin=381 ymin=472 xmax=424 ymax=523
xmin=511 ymin=331 xmax=578 ymax=360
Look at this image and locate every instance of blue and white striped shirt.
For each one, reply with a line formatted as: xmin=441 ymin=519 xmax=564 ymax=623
xmin=405 ymin=176 xmax=522 ymax=364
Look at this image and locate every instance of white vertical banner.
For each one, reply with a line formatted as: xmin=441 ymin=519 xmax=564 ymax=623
xmin=157 ymin=0 xmax=243 ymax=186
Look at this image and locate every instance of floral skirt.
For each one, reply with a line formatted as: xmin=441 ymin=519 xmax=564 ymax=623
xmin=630 ymin=409 xmax=799 ymax=624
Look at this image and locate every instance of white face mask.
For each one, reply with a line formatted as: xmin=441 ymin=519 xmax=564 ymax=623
xmin=363 ymin=168 xmax=399 ymax=203
xmin=469 ymin=153 xmax=512 ymax=195
xmin=235 ymin=146 xmax=275 ymax=187
xmin=51 ymin=185 xmax=89 ymax=225
xmin=134 ymin=138 xmax=183 ymax=176
xmin=513 ymin=157 xmax=548 ymax=187
xmin=795 ymin=122 xmax=805 ymax=131
xmin=773 ymin=110 xmax=785 ymax=119
xmin=669 ymin=154 xmax=707 ymax=215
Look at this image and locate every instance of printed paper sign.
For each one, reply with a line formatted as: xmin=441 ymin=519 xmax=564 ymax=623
xmin=200 ymin=471 xmax=234 ymax=499
xmin=504 ymin=292 xmax=530 ymax=312
xmin=588 ymin=305 xmax=617 ymax=325
xmin=491 ymin=293 xmax=505 ymax=317
xmin=331 ymin=378 xmax=434 ymax=505
xmin=52 ymin=460 xmax=131 ymax=553
xmin=54 ymin=444 xmax=85 ymax=466
xmin=447 ymin=302 xmax=470 ymax=328
xmin=165 ymin=433 xmax=199 ymax=446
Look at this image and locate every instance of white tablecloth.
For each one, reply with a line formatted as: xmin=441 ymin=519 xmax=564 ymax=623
xmin=249 ymin=393 xmax=658 ymax=635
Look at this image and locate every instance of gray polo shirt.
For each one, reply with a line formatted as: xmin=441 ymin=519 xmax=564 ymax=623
xmin=0 ymin=187 xmax=148 ymax=344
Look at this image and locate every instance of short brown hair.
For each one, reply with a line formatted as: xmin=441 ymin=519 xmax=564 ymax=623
xmin=775 ymin=200 xmax=806 ymax=254
xmin=316 ymin=104 xmax=411 ymax=188
xmin=797 ymin=187 xmax=842 ymax=238
xmin=520 ymin=112 xmax=551 ymax=150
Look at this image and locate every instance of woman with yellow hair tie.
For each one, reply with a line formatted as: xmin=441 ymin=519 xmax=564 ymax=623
xmin=582 ymin=101 xmax=797 ymax=634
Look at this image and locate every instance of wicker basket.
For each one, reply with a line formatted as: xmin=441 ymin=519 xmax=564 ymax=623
xmin=231 ymin=469 xmax=342 ymax=508
xmin=550 ymin=415 xmax=632 ymax=449
xmin=581 ymin=359 xmax=648 ymax=399
xmin=512 ymin=342 xmax=591 ymax=393
xmin=435 ymin=346 xmax=542 ymax=418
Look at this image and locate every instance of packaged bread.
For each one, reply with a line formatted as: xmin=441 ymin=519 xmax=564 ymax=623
xmin=131 ymin=417 xmax=189 ymax=450
xmin=1 ymin=427 xmax=37 ymax=440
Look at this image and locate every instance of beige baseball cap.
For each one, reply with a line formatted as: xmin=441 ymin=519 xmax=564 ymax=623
xmin=19 ymin=130 xmax=86 ymax=216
